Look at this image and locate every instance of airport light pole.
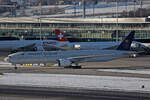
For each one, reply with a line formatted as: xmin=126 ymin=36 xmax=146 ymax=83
xmin=39 ymin=0 xmax=42 ymax=40
xmin=126 ymin=0 xmax=128 ymax=17
xmin=93 ymin=0 xmax=97 ymax=17
xmin=116 ymin=1 xmax=119 ymax=42
xmin=73 ymin=0 xmax=76 ymax=17
xmin=93 ymin=2 xmax=95 ymax=17
xmin=134 ymin=0 xmax=136 ymax=17
xmin=140 ymin=0 xmax=143 ymax=17
xmin=82 ymin=0 xmax=86 ymax=18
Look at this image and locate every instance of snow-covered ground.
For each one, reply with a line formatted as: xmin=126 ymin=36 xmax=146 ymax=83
xmin=0 ymin=73 xmax=150 ymax=93
xmin=0 ymin=62 xmax=12 ymax=67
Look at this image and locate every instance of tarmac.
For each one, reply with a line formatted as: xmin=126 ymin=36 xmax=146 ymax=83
xmin=1 ymin=55 xmax=150 ymax=99
xmin=1 ymin=55 xmax=150 ymax=78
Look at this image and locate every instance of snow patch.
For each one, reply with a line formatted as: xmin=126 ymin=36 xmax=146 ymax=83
xmin=0 ymin=73 xmax=150 ymax=92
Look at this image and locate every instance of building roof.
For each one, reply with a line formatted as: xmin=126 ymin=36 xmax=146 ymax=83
xmin=0 ymin=17 xmax=148 ymax=24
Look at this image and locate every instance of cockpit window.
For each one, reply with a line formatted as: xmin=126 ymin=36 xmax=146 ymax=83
xmin=21 ymin=53 xmax=24 ymax=55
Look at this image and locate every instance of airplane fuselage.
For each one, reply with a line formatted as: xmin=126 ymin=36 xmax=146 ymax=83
xmin=0 ymin=40 xmax=70 ymax=52
xmin=0 ymin=40 xmax=120 ymax=53
xmin=7 ymin=50 xmax=132 ymax=64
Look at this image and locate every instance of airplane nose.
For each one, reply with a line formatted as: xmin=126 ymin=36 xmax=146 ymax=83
xmin=4 ymin=57 xmax=10 ymax=62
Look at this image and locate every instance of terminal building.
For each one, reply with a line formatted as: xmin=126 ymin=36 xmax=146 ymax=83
xmin=0 ymin=17 xmax=150 ymax=43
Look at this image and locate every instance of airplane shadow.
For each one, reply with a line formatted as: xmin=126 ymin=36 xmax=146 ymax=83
xmin=82 ymin=66 xmax=150 ymax=70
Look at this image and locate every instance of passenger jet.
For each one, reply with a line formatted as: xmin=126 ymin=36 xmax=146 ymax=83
xmin=0 ymin=29 xmax=148 ymax=57
xmin=5 ymin=31 xmax=137 ymax=68
xmin=0 ymin=30 xmax=75 ymax=56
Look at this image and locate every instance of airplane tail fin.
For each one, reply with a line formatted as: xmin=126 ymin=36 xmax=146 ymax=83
xmin=117 ymin=31 xmax=135 ymax=50
xmin=55 ymin=29 xmax=68 ymax=42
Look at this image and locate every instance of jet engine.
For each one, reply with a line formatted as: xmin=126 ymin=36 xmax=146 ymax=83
xmin=131 ymin=42 xmax=150 ymax=54
xmin=58 ymin=59 xmax=72 ymax=67
xmin=73 ymin=44 xmax=81 ymax=49
xmin=34 ymin=46 xmax=44 ymax=51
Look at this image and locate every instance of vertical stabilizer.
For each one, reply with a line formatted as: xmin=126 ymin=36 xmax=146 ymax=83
xmin=117 ymin=31 xmax=135 ymax=50
xmin=56 ymin=30 xmax=68 ymax=42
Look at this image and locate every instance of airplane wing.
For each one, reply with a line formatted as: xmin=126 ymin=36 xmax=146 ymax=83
xmin=68 ymin=53 xmax=119 ymax=63
xmin=12 ymin=43 xmax=37 ymax=52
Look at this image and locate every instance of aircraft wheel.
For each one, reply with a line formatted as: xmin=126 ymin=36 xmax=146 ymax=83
xmin=129 ymin=54 xmax=137 ymax=58
xmin=72 ymin=66 xmax=82 ymax=69
xmin=64 ymin=66 xmax=72 ymax=68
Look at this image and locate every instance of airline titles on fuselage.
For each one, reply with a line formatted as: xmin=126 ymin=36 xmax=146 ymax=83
xmin=26 ymin=52 xmax=58 ymax=56
xmin=42 ymin=41 xmax=57 ymax=46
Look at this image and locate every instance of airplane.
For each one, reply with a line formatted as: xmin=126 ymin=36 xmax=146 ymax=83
xmin=0 ymin=29 xmax=148 ymax=57
xmin=5 ymin=31 xmax=137 ymax=69
xmin=56 ymin=29 xmax=150 ymax=54
xmin=0 ymin=30 xmax=75 ymax=56
xmin=55 ymin=29 xmax=120 ymax=50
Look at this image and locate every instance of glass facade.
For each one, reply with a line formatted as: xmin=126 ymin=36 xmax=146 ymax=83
xmin=0 ymin=18 xmax=150 ymax=42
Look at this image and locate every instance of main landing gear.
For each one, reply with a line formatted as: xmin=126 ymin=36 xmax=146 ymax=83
xmin=64 ymin=63 xmax=82 ymax=69
xmin=72 ymin=65 xmax=82 ymax=69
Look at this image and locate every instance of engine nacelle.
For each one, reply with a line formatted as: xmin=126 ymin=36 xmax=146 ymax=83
xmin=132 ymin=42 xmax=150 ymax=54
xmin=58 ymin=59 xmax=72 ymax=67
xmin=34 ymin=46 xmax=44 ymax=51
xmin=129 ymin=53 xmax=137 ymax=58
xmin=73 ymin=44 xmax=81 ymax=49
